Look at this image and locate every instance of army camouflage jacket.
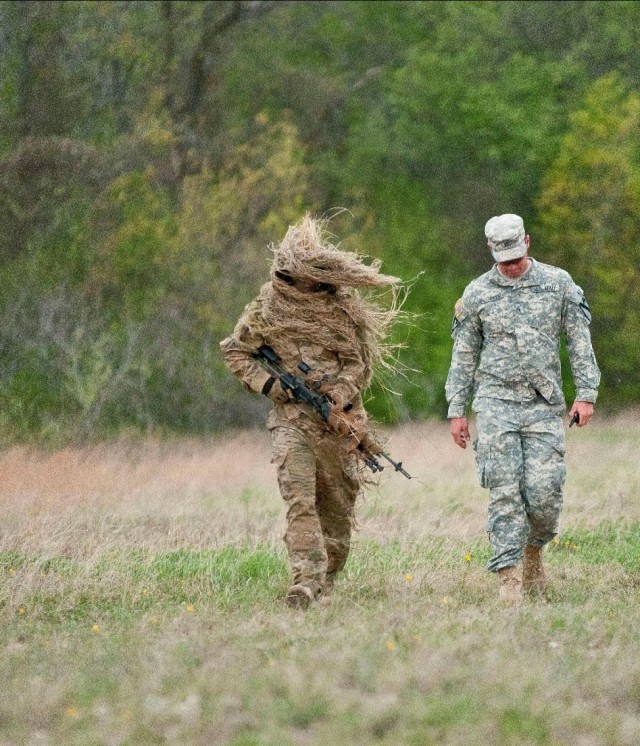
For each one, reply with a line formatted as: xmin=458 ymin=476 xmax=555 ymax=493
xmin=220 ymin=290 xmax=368 ymax=430
xmin=445 ymin=258 xmax=600 ymax=418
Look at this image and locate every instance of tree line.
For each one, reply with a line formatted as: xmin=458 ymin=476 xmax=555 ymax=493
xmin=0 ymin=0 xmax=638 ymax=442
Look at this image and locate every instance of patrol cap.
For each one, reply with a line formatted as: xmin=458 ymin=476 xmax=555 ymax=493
xmin=484 ymin=213 xmax=527 ymax=262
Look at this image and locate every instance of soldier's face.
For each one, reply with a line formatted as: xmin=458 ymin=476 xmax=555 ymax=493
xmin=296 ymin=278 xmax=337 ymax=294
xmin=275 ymin=271 xmax=336 ymax=295
xmin=496 ymin=236 xmax=530 ymax=278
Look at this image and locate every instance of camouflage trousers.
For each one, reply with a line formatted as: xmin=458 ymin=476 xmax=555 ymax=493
xmin=270 ymin=421 xmax=360 ymax=592
xmin=473 ymin=398 xmax=567 ymax=573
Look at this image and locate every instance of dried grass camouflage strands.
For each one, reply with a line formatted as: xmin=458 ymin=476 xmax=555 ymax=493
xmin=240 ymin=214 xmax=405 ymax=387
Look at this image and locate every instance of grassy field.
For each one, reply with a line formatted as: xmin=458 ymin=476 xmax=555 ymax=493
xmin=1 ymin=414 xmax=640 ymax=745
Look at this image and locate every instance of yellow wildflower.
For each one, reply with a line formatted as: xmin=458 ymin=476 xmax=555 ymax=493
xmin=464 ymin=553 xmax=472 ymax=563
xmin=385 ymin=639 xmax=396 ymax=652
xmin=405 ymin=574 xmax=412 ymax=582
xmin=92 ymin=624 xmax=101 ymax=633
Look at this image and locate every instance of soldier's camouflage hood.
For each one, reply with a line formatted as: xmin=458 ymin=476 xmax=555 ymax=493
xmin=242 ymin=215 xmax=404 ymax=386
xmin=270 ymin=214 xmax=400 ymax=288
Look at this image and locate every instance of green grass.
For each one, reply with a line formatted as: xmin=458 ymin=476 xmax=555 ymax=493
xmin=1 ymin=416 xmax=639 ymax=744
xmin=3 ymin=525 xmax=640 ymax=745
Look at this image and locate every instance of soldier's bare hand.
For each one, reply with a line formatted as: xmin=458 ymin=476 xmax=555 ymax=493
xmin=450 ymin=417 xmax=470 ymax=448
xmin=568 ymin=401 xmax=594 ymax=428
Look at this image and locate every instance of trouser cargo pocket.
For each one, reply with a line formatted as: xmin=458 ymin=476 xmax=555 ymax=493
xmin=473 ymin=441 xmax=493 ymax=489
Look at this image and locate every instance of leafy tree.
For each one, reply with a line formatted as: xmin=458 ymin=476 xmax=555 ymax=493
xmin=537 ymin=73 xmax=640 ymax=404
xmin=1 ymin=1 xmax=640 ymax=440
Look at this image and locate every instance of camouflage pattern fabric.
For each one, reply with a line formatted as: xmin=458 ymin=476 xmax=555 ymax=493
xmin=445 ymin=259 xmax=600 ymax=418
xmin=220 ymin=280 xmax=370 ymax=595
xmin=220 ymin=216 xmax=401 ymax=600
xmin=270 ymin=420 xmax=360 ymax=591
xmin=445 ymin=257 xmax=600 ymax=572
xmin=220 ymin=315 xmax=368 ymax=427
xmin=474 ymin=398 xmax=566 ymax=572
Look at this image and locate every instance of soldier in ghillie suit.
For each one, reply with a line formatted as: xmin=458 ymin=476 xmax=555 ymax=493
xmin=220 ymin=215 xmax=401 ymax=609
xmin=445 ymin=214 xmax=600 ymax=604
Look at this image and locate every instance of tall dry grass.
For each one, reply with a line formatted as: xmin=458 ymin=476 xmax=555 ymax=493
xmin=1 ymin=412 xmax=638 ymax=557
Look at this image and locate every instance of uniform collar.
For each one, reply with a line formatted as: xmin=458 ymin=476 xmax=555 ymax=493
xmin=490 ymin=257 xmax=542 ymax=288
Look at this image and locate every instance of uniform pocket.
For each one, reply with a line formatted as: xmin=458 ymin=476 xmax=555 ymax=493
xmin=473 ymin=441 xmax=493 ymax=489
xmin=270 ymin=428 xmax=289 ymax=468
xmin=270 ymin=448 xmax=287 ymax=468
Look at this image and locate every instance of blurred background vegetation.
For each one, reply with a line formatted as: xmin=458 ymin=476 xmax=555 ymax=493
xmin=0 ymin=0 xmax=638 ymax=442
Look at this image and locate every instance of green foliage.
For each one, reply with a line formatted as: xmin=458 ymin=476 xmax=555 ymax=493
xmin=0 ymin=1 xmax=639 ymax=440
xmin=554 ymin=522 xmax=640 ymax=572
xmin=344 ymin=176 xmax=468 ymax=420
xmin=537 ymin=73 xmax=640 ymax=405
xmin=4 ymin=519 xmax=640 ymax=742
xmin=89 ymin=170 xmax=179 ymax=317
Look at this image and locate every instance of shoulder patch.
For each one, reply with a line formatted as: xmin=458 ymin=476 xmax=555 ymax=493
xmin=568 ymin=284 xmax=592 ymax=322
xmin=451 ymin=298 xmax=466 ymax=335
xmin=578 ymin=295 xmax=591 ymax=322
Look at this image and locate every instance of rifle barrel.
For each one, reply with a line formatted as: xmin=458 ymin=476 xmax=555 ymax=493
xmin=381 ymin=452 xmax=412 ymax=479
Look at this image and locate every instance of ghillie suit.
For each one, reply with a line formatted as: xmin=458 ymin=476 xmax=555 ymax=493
xmin=220 ymin=214 xmax=402 ymax=607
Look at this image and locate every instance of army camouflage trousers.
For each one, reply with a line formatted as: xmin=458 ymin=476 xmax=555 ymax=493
xmin=270 ymin=423 xmax=360 ymax=592
xmin=473 ymin=399 xmax=567 ymax=573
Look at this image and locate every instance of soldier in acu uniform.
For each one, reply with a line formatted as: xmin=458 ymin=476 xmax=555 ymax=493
xmin=445 ymin=214 xmax=600 ymax=603
xmin=220 ymin=215 xmax=400 ymax=609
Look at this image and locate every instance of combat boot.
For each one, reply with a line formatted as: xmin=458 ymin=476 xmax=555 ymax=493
xmin=497 ymin=565 xmax=523 ymax=605
xmin=523 ymin=545 xmax=547 ymax=598
xmin=323 ymin=572 xmax=336 ymax=595
xmin=317 ymin=572 xmax=336 ymax=607
xmin=285 ymin=581 xmax=321 ymax=610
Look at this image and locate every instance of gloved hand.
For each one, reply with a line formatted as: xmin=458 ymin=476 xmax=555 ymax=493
xmin=305 ymin=371 xmax=353 ymax=409
xmin=341 ymin=418 xmax=382 ymax=455
xmin=356 ymin=429 xmax=383 ymax=456
xmin=262 ymin=377 xmax=290 ymax=404
xmin=326 ymin=410 xmax=382 ymax=457
xmin=328 ymin=389 xmax=347 ymax=413
xmin=327 ymin=410 xmax=352 ymax=437
xmin=305 ymin=370 xmax=338 ymax=395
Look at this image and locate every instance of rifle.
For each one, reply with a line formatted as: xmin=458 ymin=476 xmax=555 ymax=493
xmin=252 ymin=344 xmax=411 ymax=479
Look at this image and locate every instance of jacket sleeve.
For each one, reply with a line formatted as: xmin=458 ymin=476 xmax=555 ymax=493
xmin=219 ymin=300 xmax=273 ymax=395
xmin=445 ymin=293 xmax=483 ymax=418
xmin=562 ymin=283 xmax=600 ymax=403
xmin=333 ymin=348 xmax=368 ymax=404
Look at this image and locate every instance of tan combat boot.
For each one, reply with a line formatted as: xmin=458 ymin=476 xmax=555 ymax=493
xmin=523 ymin=545 xmax=547 ymax=598
xmin=317 ymin=572 xmax=336 ymax=607
xmin=497 ymin=565 xmax=523 ymax=605
xmin=285 ymin=579 xmax=323 ymax=610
